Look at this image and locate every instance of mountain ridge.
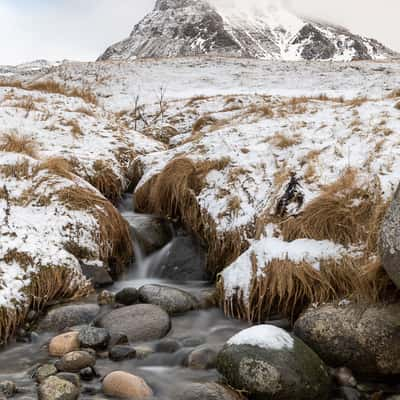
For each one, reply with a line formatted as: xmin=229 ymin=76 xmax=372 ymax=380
xmin=98 ymin=0 xmax=397 ymax=62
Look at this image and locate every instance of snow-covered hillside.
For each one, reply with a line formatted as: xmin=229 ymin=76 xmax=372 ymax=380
xmin=98 ymin=0 xmax=397 ymax=61
xmin=0 ymin=57 xmax=400 ymax=341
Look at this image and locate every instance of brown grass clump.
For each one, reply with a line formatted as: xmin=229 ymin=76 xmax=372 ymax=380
xmin=35 ymin=157 xmax=75 ymax=180
xmin=0 ymin=160 xmax=31 ymax=180
xmin=280 ymin=169 xmax=385 ymax=250
xmin=387 ymin=89 xmax=400 ymax=99
xmin=271 ymin=132 xmax=301 ymax=149
xmin=395 ymin=101 xmax=400 ymax=110
xmin=134 ymin=157 xmax=246 ymax=276
xmin=185 ymin=95 xmax=210 ymax=106
xmin=0 ymin=132 xmax=38 ymax=158
xmin=218 ymin=254 xmax=388 ymax=323
xmin=0 ymin=250 xmax=91 ymax=343
xmin=88 ymin=160 xmax=123 ymax=204
xmin=192 ymin=115 xmax=217 ymax=133
xmin=57 ymin=186 xmax=133 ymax=276
xmin=63 ymin=119 xmax=83 ymax=138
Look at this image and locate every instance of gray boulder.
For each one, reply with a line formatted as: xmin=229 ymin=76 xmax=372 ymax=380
xmin=139 ymin=284 xmax=198 ymax=314
xmin=187 ymin=344 xmax=221 ymax=369
xmin=216 ymin=325 xmax=331 ymax=400
xmin=38 ymin=304 xmax=100 ymax=332
xmin=379 ymin=185 xmax=400 ymax=288
xmin=294 ymin=303 xmax=400 ymax=377
xmin=97 ymin=304 xmax=171 ymax=342
xmin=115 ymin=287 xmax=139 ymax=306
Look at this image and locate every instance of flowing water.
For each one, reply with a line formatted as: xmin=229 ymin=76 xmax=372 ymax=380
xmin=0 ymin=195 xmax=249 ymax=399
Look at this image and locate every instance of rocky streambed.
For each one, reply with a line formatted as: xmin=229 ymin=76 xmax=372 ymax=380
xmin=0 ymin=196 xmax=400 ymax=400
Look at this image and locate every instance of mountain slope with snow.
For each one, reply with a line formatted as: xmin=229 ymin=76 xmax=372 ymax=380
xmin=98 ymin=0 xmax=397 ymax=61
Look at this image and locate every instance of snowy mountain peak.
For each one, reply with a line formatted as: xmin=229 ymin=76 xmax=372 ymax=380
xmin=98 ymin=0 xmax=397 ymax=61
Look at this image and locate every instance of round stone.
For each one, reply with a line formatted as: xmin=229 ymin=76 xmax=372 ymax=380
xmin=49 ymin=332 xmax=80 ymax=357
xmin=56 ymin=351 xmax=96 ymax=373
xmin=78 ymin=326 xmax=110 ymax=351
xmin=115 ymin=288 xmax=139 ymax=306
xmin=38 ymin=376 xmax=79 ymax=400
xmin=102 ymin=371 xmax=153 ymax=399
xmin=109 ymin=345 xmax=137 ymax=362
xmin=36 ymin=364 xmax=58 ymax=383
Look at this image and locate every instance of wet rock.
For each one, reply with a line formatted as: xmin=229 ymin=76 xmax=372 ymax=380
xmin=102 ymin=371 xmax=153 ymax=399
xmin=337 ymin=386 xmax=361 ymax=400
xmin=293 ymin=303 xmax=400 ymax=377
xmin=158 ymin=235 xmax=208 ymax=281
xmin=124 ymin=213 xmax=172 ymax=254
xmin=49 ymin=332 xmax=80 ymax=357
xmin=36 ymin=364 xmax=58 ymax=383
xmin=176 ymin=382 xmax=243 ymax=400
xmin=80 ymin=367 xmax=95 ymax=381
xmin=78 ymin=326 xmax=110 ymax=351
xmin=181 ymin=336 xmax=207 ymax=348
xmin=0 ymin=381 xmax=16 ymax=398
xmin=134 ymin=346 xmax=154 ymax=360
xmin=138 ymin=284 xmax=198 ymax=314
xmin=109 ymin=332 xmax=129 ymax=347
xmin=109 ymin=345 xmax=137 ymax=361
xmin=217 ymin=325 xmax=331 ymax=400
xmin=80 ymin=264 xmax=113 ymax=288
xmin=155 ymin=338 xmax=182 ymax=353
xmin=97 ymin=290 xmax=115 ymax=306
xmin=38 ymin=304 xmax=100 ymax=332
xmin=195 ymin=288 xmax=217 ymax=309
xmin=265 ymin=318 xmax=291 ymax=331
xmin=115 ymin=287 xmax=139 ymax=306
xmin=332 ymin=367 xmax=357 ymax=387
xmin=56 ymin=351 xmax=96 ymax=373
xmin=38 ymin=376 xmax=79 ymax=400
xmin=56 ymin=373 xmax=80 ymax=389
xmin=97 ymin=304 xmax=171 ymax=342
xmin=187 ymin=344 xmax=220 ymax=369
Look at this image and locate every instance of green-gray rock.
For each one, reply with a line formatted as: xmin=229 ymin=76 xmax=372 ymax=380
xmin=294 ymin=303 xmax=400 ymax=377
xmin=36 ymin=364 xmax=58 ymax=383
xmin=38 ymin=376 xmax=79 ymax=400
xmin=216 ymin=325 xmax=331 ymax=400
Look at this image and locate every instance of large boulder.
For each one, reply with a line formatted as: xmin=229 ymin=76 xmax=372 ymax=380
xmin=102 ymin=371 xmax=153 ymax=399
xmin=138 ymin=284 xmax=198 ymax=314
xmin=293 ymin=303 xmax=400 ymax=378
xmin=38 ymin=304 xmax=100 ymax=332
xmin=97 ymin=304 xmax=171 ymax=342
xmin=379 ymin=185 xmax=400 ymax=288
xmin=216 ymin=325 xmax=331 ymax=400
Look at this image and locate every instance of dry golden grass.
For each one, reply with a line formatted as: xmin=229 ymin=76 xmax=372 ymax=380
xmin=0 ymin=132 xmax=38 ymax=158
xmin=74 ymin=106 xmax=95 ymax=117
xmin=35 ymin=157 xmax=75 ymax=180
xmin=134 ymin=157 xmax=246 ymax=276
xmin=185 ymin=95 xmax=210 ymax=106
xmin=57 ymin=186 xmax=133 ymax=275
xmin=280 ymin=169 xmax=385 ymax=250
xmin=0 ymin=160 xmax=31 ymax=180
xmin=387 ymin=89 xmax=400 ymax=99
xmin=0 ymin=79 xmax=97 ymax=104
xmin=63 ymin=119 xmax=82 ymax=138
xmin=271 ymin=132 xmax=301 ymax=149
xmin=0 ymin=249 xmax=92 ymax=343
xmin=245 ymin=103 xmax=274 ymax=118
xmin=192 ymin=115 xmax=217 ymax=133
xmin=13 ymin=96 xmax=36 ymax=114
xmin=395 ymin=101 xmax=400 ymax=110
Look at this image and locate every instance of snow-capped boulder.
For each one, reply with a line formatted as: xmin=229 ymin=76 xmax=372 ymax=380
xmin=98 ymin=0 xmax=396 ymax=61
xmin=216 ymin=325 xmax=331 ymax=400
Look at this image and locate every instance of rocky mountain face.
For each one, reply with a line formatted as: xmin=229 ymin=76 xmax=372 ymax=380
xmin=98 ymin=0 xmax=396 ymax=62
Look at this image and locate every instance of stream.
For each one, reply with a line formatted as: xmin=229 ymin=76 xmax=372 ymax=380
xmin=0 ymin=195 xmax=249 ymax=399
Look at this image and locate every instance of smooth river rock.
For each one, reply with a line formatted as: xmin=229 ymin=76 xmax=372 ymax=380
xmin=97 ymin=304 xmax=171 ymax=342
xmin=56 ymin=351 xmax=96 ymax=373
xmin=78 ymin=326 xmax=110 ymax=350
xmin=102 ymin=371 xmax=153 ymax=399
xmin=38 ymin=304 xmax=100 ymax=332
xmin=379 ymin=184 xmax=400 ymax=288
xmin=217 ymin=325 xmax=331 ymax=400
xmin=294 ymin=303 xmax=400 ymax=377
xmin=138 ymin=284 xmax=198 ymax=314
xmin=49 ymin=332 xmax=80 ymax=357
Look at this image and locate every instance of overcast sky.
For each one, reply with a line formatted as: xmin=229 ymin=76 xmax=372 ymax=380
xmin=0 ymin=0 xmax=398 ymax=65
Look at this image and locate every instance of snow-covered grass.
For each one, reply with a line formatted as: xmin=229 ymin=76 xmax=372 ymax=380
xmin=0 ymin=57 xmax=399 ymax=333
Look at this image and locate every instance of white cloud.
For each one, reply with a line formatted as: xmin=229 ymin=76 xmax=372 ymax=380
xmin=0 ymin=0 xmax=398 ymax=65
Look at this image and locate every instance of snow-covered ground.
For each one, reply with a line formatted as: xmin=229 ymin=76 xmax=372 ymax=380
xmin=0 ymin=57 xmax=400 ymax=336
